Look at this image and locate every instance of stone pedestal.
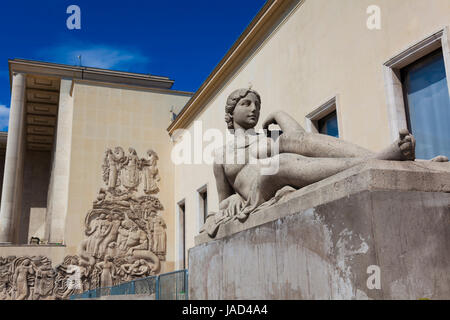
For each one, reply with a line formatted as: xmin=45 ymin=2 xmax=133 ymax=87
xmin=189 ymin=160 xmax=450 ymax=299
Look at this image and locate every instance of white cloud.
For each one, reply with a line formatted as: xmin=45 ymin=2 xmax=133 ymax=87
xmin=38 ymin=43 xmax=150 ymax=71
xmin=0 ymin=105 xmax=10 ymax=131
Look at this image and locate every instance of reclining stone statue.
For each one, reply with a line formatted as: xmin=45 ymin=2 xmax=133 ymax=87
xmin=200 ymin=88 xmax=448 ymax=238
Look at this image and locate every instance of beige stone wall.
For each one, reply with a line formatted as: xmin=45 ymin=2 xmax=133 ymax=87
xmin=46 ymin=79 xmax=74 ymax=244
xmin=173 ymin=0 xmax=450 ymax=265
xmin=64 ymin=83 xmax=191 ymax=272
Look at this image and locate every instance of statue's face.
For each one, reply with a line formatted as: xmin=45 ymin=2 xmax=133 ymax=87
xmin=232 ymin=92 xmax=260 ymax=130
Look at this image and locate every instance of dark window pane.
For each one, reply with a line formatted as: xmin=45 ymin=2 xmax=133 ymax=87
xmin=403 ymin=49 xmax=450 ymax=159
xmin=200 ymin=190 xmax=208 ymax=222
xmin=318 ymin=111 xmax=339 ymax=138
xmin=178 ymin=202 xmax=186 ymax=269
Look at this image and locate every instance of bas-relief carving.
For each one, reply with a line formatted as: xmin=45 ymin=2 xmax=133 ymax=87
xmin=0 ymin=147 xmax=167 ymax=300
xmin=0 ymin=256 xmax=56 ymax=300
xmin=201 ymin=88 xmax=449 ymax=238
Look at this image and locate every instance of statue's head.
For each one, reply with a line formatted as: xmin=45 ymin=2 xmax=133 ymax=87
xmin=107 ymin=242 xmax=116 ymax=249
xmin=225 ymin=88 xmax=261 ymax=132
xmin=128 ymin=147 xmax=137 ymax=155
xmin=121 ymin=220 xmax=132 ymax=229
xmin=147 ymin=149 xmax=159 ymax=162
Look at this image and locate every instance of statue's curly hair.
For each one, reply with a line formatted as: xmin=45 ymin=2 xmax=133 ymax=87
xmin=225 ymin=88 xmax=261 ymax=132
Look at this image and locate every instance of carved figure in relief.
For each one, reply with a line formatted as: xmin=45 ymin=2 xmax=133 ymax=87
xmin=144 ymin=209 xmax=157 ymax=249
xmin=85 ymin=213 xmax=111 ymax=259
xmin=32 ymin=256 xmax=55 ymax=300
xmin=96 ymin=255 xmax=116 ymax=288
xmin=141 ymin=149 xmax=160 ymax=194
xmin=12 ymin=258 xmax=36 ymax=300
xmin=125 ymin=223 xmax=149 ymax=255
xmin=117 ymin=220 xmax=133 ymax=253
xmin=119 ymin=259 xmax=155 ymax=281
xmin=152 ymin=214 xmax=167 ymax=257
xmin=105 ymin=242 xmax=119 ymax=259
xmin=98 ymin=213 xmax=123 ymax=258
xmin=103 ymin=149 xmax=118 ymax=190
xmin=122 ymin=148 xmax=140 ymax=191
xmin=102 ymin=147 xmax=126 ymax=189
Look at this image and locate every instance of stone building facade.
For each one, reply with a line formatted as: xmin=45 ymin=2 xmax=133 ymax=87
xmin=169 ymin=0 xmax=450 ymax=271
xmin=0 ymin=60 xmax=191 ymax=299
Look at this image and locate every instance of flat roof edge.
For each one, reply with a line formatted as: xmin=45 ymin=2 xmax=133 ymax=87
xmin=8 ymin=59 xmax=175 ymax=90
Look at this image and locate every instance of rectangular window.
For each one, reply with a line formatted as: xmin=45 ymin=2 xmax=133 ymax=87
xmin=197 ymin=185 xmax=208 ymax=230
xmin=305 ymin=97 xmax=340 ymax=138
xmin=401 ymin=48 xmax=450 ymax=159
xmin=177 ymin=200 xmax=186 ymax=269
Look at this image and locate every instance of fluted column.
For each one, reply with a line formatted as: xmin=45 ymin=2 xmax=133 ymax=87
xmin=0 ymin=73 xmax=26 ymax=243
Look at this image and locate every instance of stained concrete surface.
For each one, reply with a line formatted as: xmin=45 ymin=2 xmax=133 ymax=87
xmin=189 ymin=161 xmax=450 ymax=299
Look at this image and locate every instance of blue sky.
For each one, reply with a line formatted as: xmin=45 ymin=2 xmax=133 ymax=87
xmin=0 ymin=0 xmax=266 ymax=131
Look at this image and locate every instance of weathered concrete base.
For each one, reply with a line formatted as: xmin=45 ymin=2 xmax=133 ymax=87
xmin=189 ymin=160 xmax=450 ymax=299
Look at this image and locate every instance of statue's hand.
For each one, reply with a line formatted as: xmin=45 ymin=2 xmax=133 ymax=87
xmin=262 ymin=113 xmax=277 ymax=130
xmin=219 ymin=195 xmax=236 ymax=210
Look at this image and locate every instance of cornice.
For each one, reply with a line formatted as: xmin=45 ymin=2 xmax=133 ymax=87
xmin=71 ymin=79 xmax=194 ymax=97
xmin=9 ymin=59 xmax=175 ymax=91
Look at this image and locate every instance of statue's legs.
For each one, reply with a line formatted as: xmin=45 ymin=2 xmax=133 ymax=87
xmin=257 ymin=154 xmax=371 ymax=200
xmin=256 ymin=131 xmax=415 ymax=201
xmin=279 ymin=131 xmax=375 ymax=158
xmin=258 ymin=129 xmax=415 ymax=160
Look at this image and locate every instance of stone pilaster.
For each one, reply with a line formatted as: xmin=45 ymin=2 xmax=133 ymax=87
xmin=46 ymin=79 xmax=73 ymax=244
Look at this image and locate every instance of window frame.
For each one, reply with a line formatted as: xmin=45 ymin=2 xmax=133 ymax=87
xmin=176 ymin=199 xmax=186 ymax=270
xmin=196 ymin=184 xmax=208 ymax=232
xmin=383 ymin=27 xmax=450 ymax=143
xmin=305 ymin=96 xmax=341 ymax=137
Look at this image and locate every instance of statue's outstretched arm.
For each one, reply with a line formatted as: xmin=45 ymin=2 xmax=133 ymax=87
xmin=262 ymin=111 xmax=305 ymax=134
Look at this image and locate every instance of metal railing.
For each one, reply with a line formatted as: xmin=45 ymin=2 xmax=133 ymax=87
xmin=69 ymin=269 xmax=188 ymax=300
